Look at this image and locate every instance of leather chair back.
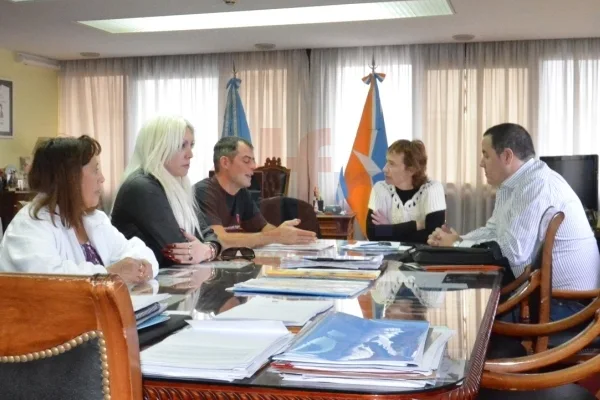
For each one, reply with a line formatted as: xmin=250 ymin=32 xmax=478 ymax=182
xmin=255 ymin=158 xmax=290 ymax=199
xmin=260 ymin=196 xmax=321 ymax=237
xmin=0 ymin=273 xmax=142 ymax=400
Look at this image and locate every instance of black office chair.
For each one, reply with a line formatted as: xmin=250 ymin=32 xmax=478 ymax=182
xmin=260 ymin=196 xmax=321 ymax=238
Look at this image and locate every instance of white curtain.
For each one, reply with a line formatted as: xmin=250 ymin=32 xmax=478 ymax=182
xmin=411 ymin=44 xmax=477 ymax=231
xmin=536 ymin=39 xmax=600 ymax=157
xmin=413 ymin=42 xmax=536 ymax=232
xmin=126 ymin=54 xmax=221 ymax=186
xmin=59 ymin=38 xmax=600 ymax=231
xmin=310 ymin=47 xmax=413 ymax=209
xmin=60 ymin=50 xmax=310 ymax=203
xmin=217 ymin=50 xmax=310 ymax=200
xmin=312 ymin=39 xmax=600 ymax=234
xmin=59 ymin=59 xmax=127 ymax=211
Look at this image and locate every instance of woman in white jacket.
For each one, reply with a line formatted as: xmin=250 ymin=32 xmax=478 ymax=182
xmin=0 ymin=135 xmax=158 ymax=283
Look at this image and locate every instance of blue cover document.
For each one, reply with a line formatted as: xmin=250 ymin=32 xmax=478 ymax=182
xmin=275 ymin=312 xmax=430 ymax=367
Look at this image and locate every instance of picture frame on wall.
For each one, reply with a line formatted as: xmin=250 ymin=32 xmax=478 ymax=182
xmin=0 ymin=79 xmax=13 ymax=139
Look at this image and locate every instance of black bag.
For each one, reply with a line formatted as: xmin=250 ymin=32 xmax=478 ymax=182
xmin=401 ymin=241 xmax=514 ymax=285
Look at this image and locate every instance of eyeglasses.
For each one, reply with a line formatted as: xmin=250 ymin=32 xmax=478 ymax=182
xmin=220 ymin=247 xmax=255 ymax=261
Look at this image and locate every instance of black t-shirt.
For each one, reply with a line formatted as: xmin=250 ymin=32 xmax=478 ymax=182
xmin=194 ymin=176 xmax=267 ymax=233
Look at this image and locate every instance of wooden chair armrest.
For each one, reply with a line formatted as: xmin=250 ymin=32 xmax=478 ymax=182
xmin=482 ymin=351 xmax=600 ymax=390
xmin=492 ymin=295 xmax=600 ymax=336
xmin=501 ymin=266 xmax=532 ymax=295
xmin=496 ymin=271 xmax=540 ymax=315
xmin=485 ymin=310 xmax=600 ymax=373
xmin=553 ymin=289 xmax=600 ymax=300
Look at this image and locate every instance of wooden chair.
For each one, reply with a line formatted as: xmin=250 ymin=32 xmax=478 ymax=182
xmin=492 ymin=208 xmax=564 ymax=355
xmin=493 ymin=209 xmax=600 ymax=358
xmin=260 ymin=196 xmax=321 ymax=237
xmin=548 ymin=289 xmax=600 ymax=364
xmin=0 ymin=273 xmax=142 ymax=400
xmin=481 ymin=209 xmax=600 ymax=398
xmin=478 ymin=307 xmax=600 ymax=399
xmin=255 ymin=157 xmax=290 ymax=199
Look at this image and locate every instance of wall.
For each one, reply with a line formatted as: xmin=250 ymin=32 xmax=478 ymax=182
xmin=0 ymin=49 xmax=58 ymax=168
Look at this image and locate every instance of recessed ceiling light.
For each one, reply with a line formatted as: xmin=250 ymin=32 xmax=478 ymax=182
xmin=254 ymin=43 xmax=276 ymax=50
xmin=79 ymin=0 xmax=454 ymax=33
xmin=452 ymin=34 xmax=475 ymax=41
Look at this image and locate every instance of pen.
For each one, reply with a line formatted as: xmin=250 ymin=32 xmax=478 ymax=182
xmin=359 ymin=241 xmax=392 ymax=247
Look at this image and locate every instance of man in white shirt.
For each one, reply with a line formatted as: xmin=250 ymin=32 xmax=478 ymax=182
xmin=428 ymin=123 xmax=599 ymax=318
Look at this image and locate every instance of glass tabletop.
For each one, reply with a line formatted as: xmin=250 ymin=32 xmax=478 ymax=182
xmin=139 ymin=240 xmax=502 ymax=395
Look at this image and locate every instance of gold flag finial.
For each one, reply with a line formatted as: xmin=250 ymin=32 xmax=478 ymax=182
xmin=232 ymin=60 xmax=237 ymax=78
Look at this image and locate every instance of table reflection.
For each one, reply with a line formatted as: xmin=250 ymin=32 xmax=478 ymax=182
xmin=144 ymin=240 xmax=501 ymax=395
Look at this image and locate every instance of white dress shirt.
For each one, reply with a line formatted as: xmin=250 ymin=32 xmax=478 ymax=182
xmin=460 ymin=159 xmax=600 ymax=290
xmin=0 ymin=203 xmax=159 ymax=277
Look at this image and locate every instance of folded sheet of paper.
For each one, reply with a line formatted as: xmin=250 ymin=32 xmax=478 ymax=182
xmin=280 ymin=254 xmax=384 ymax=270
xmin=230 ymin=277 xmax=370 ymax=298
xmin=341 ymin=241 xmax=412 ymax=252
xmin=214 ymin=297 xmax=334 ymax=326
xmin=130 ymin=293 xmax=171 ymax=312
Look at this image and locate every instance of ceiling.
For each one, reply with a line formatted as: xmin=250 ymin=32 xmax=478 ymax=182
xmin=0 ymin=0 xmax=599 ymax=60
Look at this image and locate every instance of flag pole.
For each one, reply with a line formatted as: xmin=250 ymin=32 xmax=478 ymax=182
xmin=370 ymin=53 xmax=376 ymax=74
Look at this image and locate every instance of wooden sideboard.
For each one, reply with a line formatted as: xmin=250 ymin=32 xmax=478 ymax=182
xmin=0 ymin=190 xmax=35 ymax=232
xmin=316 ymin=213 xmax=355 ymax=240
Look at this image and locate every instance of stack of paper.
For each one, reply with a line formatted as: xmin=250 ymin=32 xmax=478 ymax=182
xmin=255 ymin=242 xmax=335 ymax=252
xmin=280 ymin=254 xmax=384 ymax=270
xmin=265 ymin=268 xmax=381 ymax=281
xmin=196 ymin=260 xmax=254 ymax=269
xmin=271 ymin=312 xmax=453 ymax=388
xmin=131 ymin=293 xmax=171 ymax=330
xmin=141 ymin=320 xmax=293 ymax=381
xmin=155 ymin=269 xmax=194 ymax=288
xmin=342 ymin=241 xmax=412 ymax=252
xmin=229 ymin=277 xmax=370 ymax=298
xmin=214 ymin=297 xmax=334 ymax=326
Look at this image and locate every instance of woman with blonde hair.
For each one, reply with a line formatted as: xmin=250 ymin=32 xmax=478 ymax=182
xmin=367 ymin=139 xmax=446 ymax=244
xmin=112 ymin=115 xmax=221 ymax=267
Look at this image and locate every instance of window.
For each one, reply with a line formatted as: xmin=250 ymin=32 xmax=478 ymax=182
xmin=131 ymin=75 xmax=220 ymax=184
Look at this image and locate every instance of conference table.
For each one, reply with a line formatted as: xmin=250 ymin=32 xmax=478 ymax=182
xmin=140 ymin=240 xmax=502 ymax=400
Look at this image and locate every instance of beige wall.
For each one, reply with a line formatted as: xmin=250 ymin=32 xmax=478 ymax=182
xmin=0 ymin=49 xmax=58 ymax=168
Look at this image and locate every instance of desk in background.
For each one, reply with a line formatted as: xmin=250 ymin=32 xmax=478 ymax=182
xmin=317 ymin=213 xmax=355 ymax=239
xmin=0 ymin=190 xmax=35 ymax=233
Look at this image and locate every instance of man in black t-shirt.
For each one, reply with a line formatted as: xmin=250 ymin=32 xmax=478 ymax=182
xmin=194 ymin=137 xmax=316 ymax=248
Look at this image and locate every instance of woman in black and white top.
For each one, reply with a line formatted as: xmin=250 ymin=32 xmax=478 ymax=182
xmin=367 ymin=139 xmax=446 ymax=244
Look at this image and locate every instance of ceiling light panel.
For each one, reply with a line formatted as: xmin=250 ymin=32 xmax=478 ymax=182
xmin=79 ymin=0 xmax=454 ymax=33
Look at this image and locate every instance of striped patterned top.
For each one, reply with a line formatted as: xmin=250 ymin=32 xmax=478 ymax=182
xmin=460 ymin=159 xmax=600 ymax=291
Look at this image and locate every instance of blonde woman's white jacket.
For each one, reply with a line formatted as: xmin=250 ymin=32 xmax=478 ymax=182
xmin=0 ymin=203 xmax=158 ymax=277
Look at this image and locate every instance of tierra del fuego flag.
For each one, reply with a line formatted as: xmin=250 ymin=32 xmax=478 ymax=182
xmin=343 ymin=71 xmax=388 ymax=236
